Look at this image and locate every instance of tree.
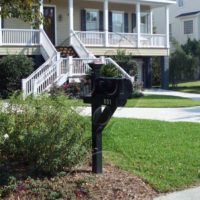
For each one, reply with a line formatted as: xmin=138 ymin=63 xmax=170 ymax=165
xmin=0 ymin=0 xmax=50 ymax=23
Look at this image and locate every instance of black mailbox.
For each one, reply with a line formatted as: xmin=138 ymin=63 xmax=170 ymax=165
xmin=82 ymin=62 xmax=133 ymax=174
xmin=92 ymin=77 xmax=132 ymax=107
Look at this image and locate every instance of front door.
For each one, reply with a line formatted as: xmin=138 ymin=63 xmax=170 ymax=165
xmin=44 ymin=7 xmax=55 ymax=45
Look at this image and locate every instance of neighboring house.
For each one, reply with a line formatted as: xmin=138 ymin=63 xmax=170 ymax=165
xmin=154 ymin=0 xmax=200 ymax=45
xmin=0 ymin=0 xmax=175 ymax=97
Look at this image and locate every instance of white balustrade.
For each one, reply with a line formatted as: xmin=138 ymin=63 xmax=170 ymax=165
xmin=74 ymin=31 xmax=167 ymax=48
xmin=72 ymin=58 xmax=100 ymax=76
xmin=40 ymin=29 xmax=57 ymax=58
xmin=2 ymin=29 xmax=40 ymax=46
xmin=71 ymin=30 xmax=95 ymax=59
xmin=108 ymin=32 xmax=137 ymax=47
xmin=74 ymin=31 xmax=105 ymax=47
xmin=140 ymin=34 xmax=166 ymax=48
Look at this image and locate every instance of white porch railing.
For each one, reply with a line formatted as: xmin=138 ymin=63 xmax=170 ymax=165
xmin=108 ymin=32 xmax=137 ymax=47
xmin=74 ymin=31 xmax=105 ymax=47
xmin=2 ymin=29 xmax=40 ymax=46
xmin=22 ymin=55 xmax=57 ymax=96
xmin=40 ymin=29 xmax=58 ymax=59
xmin=21 ymin=29 xmax=61 ymax=97
xmin=74 ymin=31 xmax=167 ymax=48
xmin=71 ymin=30 xmax=95 ymax=59
xmin=140 ymin=34 xmax=166 ymax=48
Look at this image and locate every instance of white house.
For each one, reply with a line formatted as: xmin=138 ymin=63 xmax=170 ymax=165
xmin=0 ymin=0 xmax=176 ymax=97
xmin=154 ymin=0 xmax=200 ymax=45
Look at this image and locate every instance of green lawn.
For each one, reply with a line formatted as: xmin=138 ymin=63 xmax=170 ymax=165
xmin=171 ymin=81 xmax=200 ymax=94
xmin=103 ymin=118 xmax=200 ymax=192
xmin=126 ymin=94 xmax=200 ymax=108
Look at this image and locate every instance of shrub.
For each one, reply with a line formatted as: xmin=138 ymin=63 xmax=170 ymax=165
xmin=0 ymin=55 xmax=34 ymax=99
xmin=63 ymin=81 xmax=82 ymax=98
xmin=170 ymin=47 xmax=198 ymax=87
xmin=112 ymin=49 xmax=138 ymax=76
xmin=100 ymin=63 xmax=119 ymax=77
xmin=0 ymin=94 xmax=90 ymax=174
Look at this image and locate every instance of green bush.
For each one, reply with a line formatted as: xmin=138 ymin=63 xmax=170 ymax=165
xmin=100 ymin=63 xmax=119 ymax=77
xmin=0 ymin=94 xmax=90 ymax=174
xmin=170 ymin=47 xmax=197 ymax=87
xmin=112 ymin=49 xmax=138 ymax=76
xmin=0 ymin=55 xmax=34 ymax=99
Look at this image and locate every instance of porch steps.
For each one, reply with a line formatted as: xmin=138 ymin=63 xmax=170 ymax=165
xmin=56 ymin=46 xmax=78 ymax=58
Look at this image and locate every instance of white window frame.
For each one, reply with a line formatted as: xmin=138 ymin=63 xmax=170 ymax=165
xmin=111 ymin=10 xmax=125 ymax=33
xmin=184 ymin=20 xmax=193 ymax=34
xmin=85 ymin=9 xmax=99 ymax=32
xmin=177 ymin=0 xmax=184 ymax=7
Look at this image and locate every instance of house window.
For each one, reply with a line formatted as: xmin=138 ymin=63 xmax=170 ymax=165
xmin=112 ymin=12 xmax=124 ymax=33
xmin=177 ymin=0 xmax=184 ymax=7
xmin=86 ymin=10 xmax=99 ymax=31
xmin=184 ymin=20 xmax=193 ymax=34
xmin=141 ymin=12 xmax=149 ymax=33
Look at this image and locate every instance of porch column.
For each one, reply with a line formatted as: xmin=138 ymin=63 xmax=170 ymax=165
xmin=0 ymin=7 xmax=2 ymax=45
xmin=150 ymin=9 xmax=153 ymax=34
xmin=136 ymin=2 xmax=141 ymax=48
xmin=161 ymin=56 xmax=169 ymax=89
xmin=69 ymin=0 xmax=74 ymax=46
xmin=165 ymin=6 xmax=169 ymax=48
xmin=104 ymin=0 xmax=109 ymax=47
xmin=39 ymin=0 xmax=44 ymax=29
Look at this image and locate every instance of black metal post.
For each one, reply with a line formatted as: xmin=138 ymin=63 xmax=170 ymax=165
xmin=90 ymin=63 xmax=103 ymax=174
xmin=92 ymin=104 xmax=102 ymax=173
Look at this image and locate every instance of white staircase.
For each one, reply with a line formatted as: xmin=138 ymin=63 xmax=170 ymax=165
xmin=15 ymin=29 xmax=132 ymax=97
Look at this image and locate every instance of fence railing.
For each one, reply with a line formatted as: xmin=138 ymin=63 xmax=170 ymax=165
xmin=40 ymin=29 xmax=58 ymax=58
xmin=108 ymin=32 xmax=137 ymax=47
xmin=22 ymin=55 xmax=57 ymax=96
xmin=75 ymin=31 xmax=167 ymax=48
xmin=74 ymin=31 xmax=105 ymax=46
xmin=140 ymin=34 xmax=166 ymax=48
xmin=2 ymin=29 xmax=40 ymax=46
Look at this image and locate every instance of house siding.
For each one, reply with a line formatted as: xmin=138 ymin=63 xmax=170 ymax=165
xmin=154 ymin=0 xmax=200 ymax=45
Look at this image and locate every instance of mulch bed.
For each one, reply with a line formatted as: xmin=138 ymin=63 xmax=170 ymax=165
xmin=4 ymin=164 xmax=158 ymax=200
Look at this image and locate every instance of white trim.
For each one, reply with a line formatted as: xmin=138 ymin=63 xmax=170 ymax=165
xmin=43 ymin=4 xmax=57 ymax=46
xmin=0 ymin=6 xmax=2 ymax=45
xmin=165 ymin=6 xmax=169 ymax=48
xmin=150 ymin=9 xmax=153 ymax=34
xmin=136 ymin=2 xmax=141 ymax=48
xmin=69 ymin=0 xmax=74 ymax=31
xmin=104 ymin=0 xmax=109 ymax=46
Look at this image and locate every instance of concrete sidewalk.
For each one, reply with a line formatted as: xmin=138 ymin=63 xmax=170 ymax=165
xmin=154 ymin=187 xmax=200 ymax=200
xmin=78 ymin=106 xmax=200 ymax=123
xmin=144 ymin=89 xmax=200 ymax=101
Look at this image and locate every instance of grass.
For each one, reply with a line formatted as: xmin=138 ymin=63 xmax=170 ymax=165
xmin=171 ymin=81 xmax=200 ymax=94
xmin=74 ymin=94 xmax=200 ymax=108
xmin=126 ymin=94 xmax=200 ymax=108
xmin=103 ymin=118 xmax=200 ymax=192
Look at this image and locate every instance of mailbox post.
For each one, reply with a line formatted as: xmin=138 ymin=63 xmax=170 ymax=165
xmin=83 ymin=63 xmax=132 ymax=174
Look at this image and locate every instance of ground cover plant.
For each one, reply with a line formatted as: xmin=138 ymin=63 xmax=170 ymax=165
xmin=171 ymin=81 xmax=200 ymax=94
xmin=103 ymin=118 xmax=200 ymax=192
